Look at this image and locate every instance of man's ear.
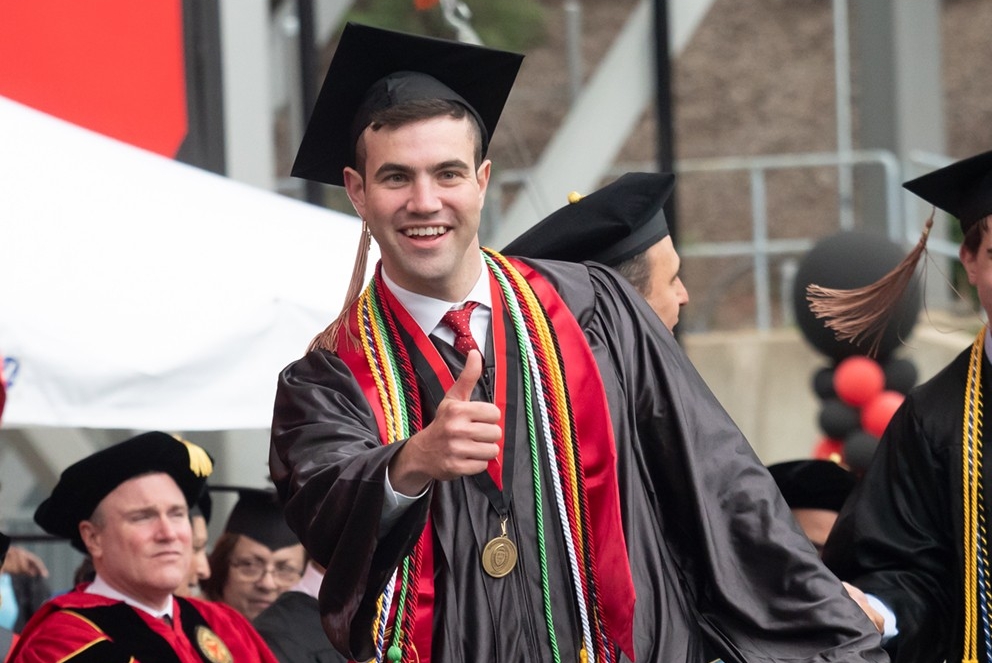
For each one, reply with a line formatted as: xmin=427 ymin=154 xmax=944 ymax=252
xmin=343 ymin=167 xmax=366 ymax=219
xmin=79 ymin=520 xmax=102 ymax=558
xmin=961 ymin=243 xmax=979 ymax=285
xmin=476 ymin=159 xmax=492 ymax=208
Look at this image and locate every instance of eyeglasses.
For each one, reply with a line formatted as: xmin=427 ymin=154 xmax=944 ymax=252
xmin=229 ymin=558 xmax=303 ymax=585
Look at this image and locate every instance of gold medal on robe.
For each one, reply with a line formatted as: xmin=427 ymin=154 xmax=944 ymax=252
xmin=482 ymin=517 xmax=517 ymax=577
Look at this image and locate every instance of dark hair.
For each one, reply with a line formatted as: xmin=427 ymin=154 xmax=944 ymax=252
xmin=962 ymin=216 xmax=991 ymax=255
xmin=73 ymin=555 xmax=96 ymax=586
xmin=201 ymin=531 xmax=240 ymax=601
xmin=354 ymin=99 xmax=484 ymax=177
xmin=614 ymin=251 xmax=653 ymax=297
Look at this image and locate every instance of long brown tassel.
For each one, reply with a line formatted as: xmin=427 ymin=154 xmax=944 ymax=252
xmin=806 ymin=213 xmax=934 ymax=357
xmin=309 ymin=219 xmax=372 ymax=353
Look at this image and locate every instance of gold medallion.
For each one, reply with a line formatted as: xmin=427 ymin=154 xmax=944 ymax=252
xmin=482 ymin=518 xmax=517 ymax=577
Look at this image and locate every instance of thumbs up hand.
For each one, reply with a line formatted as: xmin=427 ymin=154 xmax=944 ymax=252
xmin=388 ymin=350 xmax=502 ymax=495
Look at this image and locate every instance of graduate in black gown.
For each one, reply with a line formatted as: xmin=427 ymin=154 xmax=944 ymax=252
xmin=269 ymin=22 xmax=886 ymax=663
xmin=823 ymin=149 xmax=992 ymax=663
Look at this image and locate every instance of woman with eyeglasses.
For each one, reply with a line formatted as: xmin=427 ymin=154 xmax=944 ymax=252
xmin=201 ymin=488 xmax=305 ymax=620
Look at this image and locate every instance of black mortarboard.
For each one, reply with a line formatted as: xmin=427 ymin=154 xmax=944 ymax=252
xmin=214 ymin=486 xmax=298 ymax=551
xmin=292 ymin=22 xmax=523 ymax=187
xmin=502 ymin=172 xmax=676 ymax=266
xmin=191 ymin=487 xmax=212 ymax=524
xmin=34 ymin=431 xmax=214 ymax=552
xmin=767 ymin=459 xmax=857 ymax=512
xmin=903 ymin=148 xmax=992 ymax=235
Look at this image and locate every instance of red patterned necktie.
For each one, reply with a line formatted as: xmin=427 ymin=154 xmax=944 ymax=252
xmin=440 ymin=301 xmax=481 ymax=355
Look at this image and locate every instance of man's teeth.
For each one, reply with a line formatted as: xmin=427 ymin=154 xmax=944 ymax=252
xmin=404 ymin=226 xmax=447 ymax=237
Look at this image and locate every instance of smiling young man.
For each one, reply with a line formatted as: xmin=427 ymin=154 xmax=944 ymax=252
xmin=270 ymin=22 xmax=887 ymax=663
xmin=9 ymin=432 xmax=278 ymax=663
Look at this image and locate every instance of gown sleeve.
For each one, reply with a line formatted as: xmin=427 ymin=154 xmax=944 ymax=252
xmin=269 ymin=349 xmax=430 ymax=659
xmin=549 ymin=261 xmax=887 ymax=662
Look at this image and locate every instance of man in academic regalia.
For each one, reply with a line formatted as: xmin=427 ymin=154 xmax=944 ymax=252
xmin=502 ymin=171 xmax=689 ymax=331
xmin=823 ymin=148 xmax=992 ymax=663
xmin=9 ymin=432 xmax=279 ymax=663
xmin=268 ymin=23 xmax=886 ymax=663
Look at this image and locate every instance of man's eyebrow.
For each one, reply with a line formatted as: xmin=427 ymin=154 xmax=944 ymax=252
xmin=373 ymin=162 xmax=414 ymax=178
xmin=432 ymin=159 xmax=471 ymax=172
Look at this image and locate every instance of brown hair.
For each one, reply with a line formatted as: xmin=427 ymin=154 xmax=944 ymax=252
xmin=353 ymin=98 xmax=484 ymax=178
xmin=200 ymin=531 xmax=240 ymax=601
xmin=962 ymin=216 xmax=991 ymax=256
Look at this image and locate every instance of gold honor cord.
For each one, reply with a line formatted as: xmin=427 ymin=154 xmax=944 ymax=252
xmin=963 ymin=326 xmax=987 ymax=663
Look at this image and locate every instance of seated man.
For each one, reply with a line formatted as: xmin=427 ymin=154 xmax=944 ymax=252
xmin=8 ymin=431 xmax=278 ymax=663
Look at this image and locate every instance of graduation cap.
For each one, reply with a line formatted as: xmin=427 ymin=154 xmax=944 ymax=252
xmin=903 ymin=148 xmax=992 ymax=235
xmin=292 ymin=22 xmax=524 ymax=187
xmin=502 ymin=172 xmax=676 ymax=267
xmin=767 ymin=459 xmax=857 ymax=512
xmin=34 ymin=431 xmax=214 ymax=552
xmin=212 ymin=486 xmax=298 ymax=551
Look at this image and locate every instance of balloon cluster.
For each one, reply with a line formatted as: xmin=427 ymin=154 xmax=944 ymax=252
xmin=792 ymin=231 xmax=922 ymax=473
xmin=811 ymin=355 xmax=916 ymax=473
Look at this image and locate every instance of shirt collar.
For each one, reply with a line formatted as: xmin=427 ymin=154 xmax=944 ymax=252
xmin=289 ymin=561 xmax=324 ymax=599
xmin=381 ymin=256 xmax=492 ymax=337
xmin=86 ymin=574 xmax=174 ymax=618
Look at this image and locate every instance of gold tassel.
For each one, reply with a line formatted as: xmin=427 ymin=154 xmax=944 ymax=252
xmin=309 ymin=219 xmax=372 ymax=353
xmin=806 ymin=213 xmax=934 ymax=357
xmin=175 ymin=437 xmax=214 ymax=478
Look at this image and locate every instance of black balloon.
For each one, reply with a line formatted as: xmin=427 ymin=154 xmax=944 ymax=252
xmin=883 ymin=356 xmax=919 ymax=395
xmin=812 ymin=366 xmax=836 ymax=400
xmin=792 ymin=231 xmax=922 ymax=362
xmin=844 ymin=430 xmax=880 ymax=474
xmin=818 ymin=398 xmax=861 ymax=439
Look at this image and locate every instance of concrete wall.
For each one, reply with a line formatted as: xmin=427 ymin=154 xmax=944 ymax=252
xmin=683 ymin=317 xmax=979 ymax=464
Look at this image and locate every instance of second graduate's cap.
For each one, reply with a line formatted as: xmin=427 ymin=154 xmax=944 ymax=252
xmin=903 ymin=148 xmax=992 ymax=234
xmin=292 ymin=22 xmax=524 ymax=187
xmin=215 ymin=486 xmax=298 ymax=551
xmin=35 ymin=432 xmax=214 ymax=552
xmin=502 ymin=172 xmax=676 ymax=266
xmin=768 ymin=459 xmax=857 ymax=512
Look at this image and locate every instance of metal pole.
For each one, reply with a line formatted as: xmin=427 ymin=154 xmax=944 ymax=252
xmin=833 ymin=0 xmax=854 ymax=229
xmin=296 ymin=0 xmax=323 ymax=205
xmin=653 ymin=0 xmax=678 ymax=246
xmin=564 ymin=1 xmax=583 ymax=103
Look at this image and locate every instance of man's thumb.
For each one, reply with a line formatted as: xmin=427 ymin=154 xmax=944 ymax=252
xmin=448 ymin=349 xmax=483 ymax=401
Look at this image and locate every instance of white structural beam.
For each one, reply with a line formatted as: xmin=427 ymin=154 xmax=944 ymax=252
xmin=491 ymin=0 xmax=714 ymax=248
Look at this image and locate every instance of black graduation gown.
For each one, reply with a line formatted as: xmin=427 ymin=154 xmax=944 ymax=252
xmin=254 ymin=591 xmax=348 ymax=663
xmin=270 ymin=259 xmax=886 ymax=663
xmin=824 ymin=346 xmax=990 ymax=663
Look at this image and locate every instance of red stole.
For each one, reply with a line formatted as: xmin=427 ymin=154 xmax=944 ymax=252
xmin=336 ymin=259 xmax=636 ymax=661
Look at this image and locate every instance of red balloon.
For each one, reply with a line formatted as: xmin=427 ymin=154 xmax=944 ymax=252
xmin=813 ymin=437 xmax=845 ymax=463
xmin=834 ymin=355 xmax=885 ymax=407
xmin=861 ymin=390 xmax=905 ymax=438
